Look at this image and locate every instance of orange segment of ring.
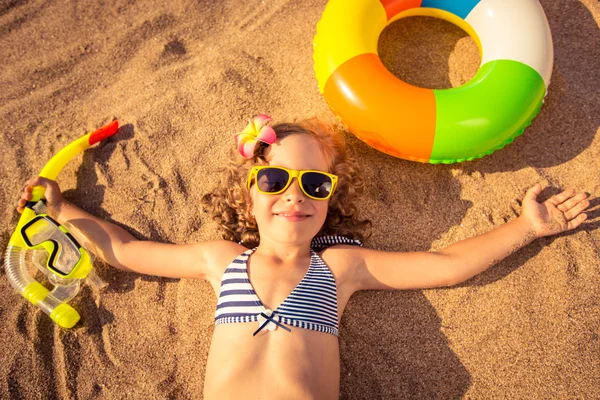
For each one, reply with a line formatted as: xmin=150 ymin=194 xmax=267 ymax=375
xmin=323 ymin=53 xmax=436 ymax=161
xmin=379 ymin=0 xmax=422 ymax=21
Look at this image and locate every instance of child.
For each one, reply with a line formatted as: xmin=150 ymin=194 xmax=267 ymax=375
xmin=17 ymin=115 xmax=590 ymax=400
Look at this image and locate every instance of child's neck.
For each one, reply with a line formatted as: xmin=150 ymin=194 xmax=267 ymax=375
xmin=254 ymin=239 xmax=312 ymax=263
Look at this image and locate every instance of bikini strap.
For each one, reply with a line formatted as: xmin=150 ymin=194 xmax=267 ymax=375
xmin=310 ymin=235 xmax=363 ymax=251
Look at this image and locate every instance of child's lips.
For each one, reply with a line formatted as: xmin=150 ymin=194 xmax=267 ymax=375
xmin=275 ymin=212 xmax=311 ymax=221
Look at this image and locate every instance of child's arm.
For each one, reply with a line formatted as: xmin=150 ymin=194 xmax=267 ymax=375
xmin=17 ymin=177 xmax=236 ymax=280
xmin=345 ymin=184 xmax=590 ymax=291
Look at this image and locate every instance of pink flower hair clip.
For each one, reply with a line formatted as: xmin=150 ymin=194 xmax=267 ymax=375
xmin=234 ymin=114 xmax=277 ymax=159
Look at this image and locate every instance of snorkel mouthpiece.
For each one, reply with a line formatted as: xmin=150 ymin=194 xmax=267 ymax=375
xmin=4 ymin=120 xmax=120 ymax=328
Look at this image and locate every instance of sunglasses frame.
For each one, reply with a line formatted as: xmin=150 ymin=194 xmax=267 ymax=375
xmin=247 ymin=166 xmax=338 ymax=201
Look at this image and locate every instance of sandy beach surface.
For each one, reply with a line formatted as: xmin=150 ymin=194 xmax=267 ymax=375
xmin=1 ymin=0 xmax=599 ymax=398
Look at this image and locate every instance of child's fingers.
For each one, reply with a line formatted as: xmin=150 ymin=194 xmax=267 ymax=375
xmin=16 ymin=198 xmax=28 ymax=214
xmin=23 ymin=179 xmax=39 ymax=194
xmin=557 ymin=192 xmax=588 ymax=212
xmin=564 ymin=198 xmax=591 ymax=220
xmin=18 ymin=179 xmax=39 ymax=207
xmin=17 ymin=191 xmax=30 ymax=214
xmin=546 ymin=188 xmax=576 ymax=208
xmin=524 ymin=183 xmax=543 ymax=202
xmin=25 ymin=176 xmax=47 ymax=190
xmin=567 ymin=213 xmax=587 ymax=230
xmin=31 ymin=176 xmax=59 ymax=191
xmin=16 ymin=179 xmax=41 ymax=214
xmin=22 ymin=177 xmax=60 ymax=200
xmin=21 ymin=191 xmax=32 ymax=201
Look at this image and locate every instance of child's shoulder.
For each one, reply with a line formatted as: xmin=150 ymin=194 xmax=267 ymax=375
xmin=318 ymin=243 xmax=366 ymax=277
xmin=201 ymin=240 xmax=248 ymax=281
xmin=318 ymin=243 xmax=366 ymax=265
xmin=313 ymin=235 xmax=366 ymax=269
xmin=205 ymin=239 xmax=248 ymax=262
xmin=317 ymin=244 xmax=376 ymax=297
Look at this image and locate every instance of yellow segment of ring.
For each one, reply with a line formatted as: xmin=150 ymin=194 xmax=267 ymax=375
xmin=389 ymin=7 xmax=482 ymax=60
xmin=313 ymin=0 xmax=387 ymax=93
xmin=313 ymin=0 xmax=482 ymax=94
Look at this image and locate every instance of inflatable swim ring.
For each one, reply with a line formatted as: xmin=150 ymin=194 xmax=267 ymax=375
xmin=313 ymin=0 xmax=553 ymax=163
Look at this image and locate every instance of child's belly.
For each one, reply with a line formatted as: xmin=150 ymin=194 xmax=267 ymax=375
xmin=203 ymin=322 xmax=340 ymax=400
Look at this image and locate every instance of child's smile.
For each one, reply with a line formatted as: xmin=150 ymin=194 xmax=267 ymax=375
xmin=273 ymin=210 xmax=312 ymax=222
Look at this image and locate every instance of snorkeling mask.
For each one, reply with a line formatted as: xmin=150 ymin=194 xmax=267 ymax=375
xmin=4 ymin=121 xmax=119 ymax=328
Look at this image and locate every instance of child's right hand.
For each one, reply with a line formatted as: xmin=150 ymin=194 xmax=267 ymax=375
xmin=17 ymin=177 xmax=67 ymax=219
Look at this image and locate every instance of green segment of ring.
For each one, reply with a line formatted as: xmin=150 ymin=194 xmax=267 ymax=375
xmin=430 ymin=59 xmax=546 ymax=164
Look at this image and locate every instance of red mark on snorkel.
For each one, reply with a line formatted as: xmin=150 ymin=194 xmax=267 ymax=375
xmin=89 ymin=120 xmax=119 ymax=145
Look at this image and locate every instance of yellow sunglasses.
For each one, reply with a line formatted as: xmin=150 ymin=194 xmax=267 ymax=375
xmin=247 ymin=166 xmax=338 ymax=200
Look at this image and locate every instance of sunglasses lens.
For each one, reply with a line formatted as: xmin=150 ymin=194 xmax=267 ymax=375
xmin=301 ymin=172 xmax=333 ymax=199
xmin=256 ymin=168 xmax=290 ymax=193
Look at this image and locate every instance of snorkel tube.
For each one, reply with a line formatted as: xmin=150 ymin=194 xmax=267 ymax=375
xmin=4 ymin=121 xmax=119 ymax=328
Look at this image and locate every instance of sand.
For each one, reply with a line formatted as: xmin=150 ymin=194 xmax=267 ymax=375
xmin=1 ymin=0 xmax=599 ymax=398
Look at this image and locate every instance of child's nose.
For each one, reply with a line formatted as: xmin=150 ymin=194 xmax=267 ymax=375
xmin=283 ymin=178 xmax=305 ymax=202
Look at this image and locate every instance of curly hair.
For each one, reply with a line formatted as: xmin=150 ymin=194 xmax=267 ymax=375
xmin=202 ymin=118 xmax=371 ymax=248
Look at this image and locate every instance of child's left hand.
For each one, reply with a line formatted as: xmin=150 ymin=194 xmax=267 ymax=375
xmin=520 ymin=183 xmax=590 ymax=238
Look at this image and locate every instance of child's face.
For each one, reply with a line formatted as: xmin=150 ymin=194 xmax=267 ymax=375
xmin=250 ymin=134 xmax=330 ymax=247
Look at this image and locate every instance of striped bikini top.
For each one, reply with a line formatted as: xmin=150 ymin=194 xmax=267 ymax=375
xmin=214 ymin=235 xmax=362 ymax=337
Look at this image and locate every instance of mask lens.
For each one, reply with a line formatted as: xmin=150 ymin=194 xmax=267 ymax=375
xmin=301 ymin=172 xmax=333 ymax=199
xmin=256 ymin=168 xmax=290 ymax=193
xmin=22 ymin=216 xmax=81 ymax=275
